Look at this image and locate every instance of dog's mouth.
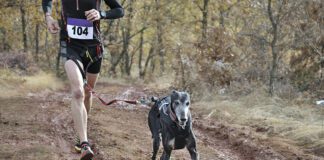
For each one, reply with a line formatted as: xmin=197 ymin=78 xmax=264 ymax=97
xmin=178 ymin=121 xmax=186 ymax=129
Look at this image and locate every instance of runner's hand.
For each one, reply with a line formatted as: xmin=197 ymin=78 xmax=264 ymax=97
xmin=85 ymin=9 xmax=100 ymax=22
xmin=46 ymin=16 xmax=60 ymax=34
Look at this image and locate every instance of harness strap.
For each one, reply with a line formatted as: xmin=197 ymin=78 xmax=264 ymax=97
xmin=70 ymin=57 xmax=87 ymax=81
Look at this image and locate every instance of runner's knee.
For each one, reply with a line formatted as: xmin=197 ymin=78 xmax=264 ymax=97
xmin=72 ymin=87 xmax=85 ymax=100
xmin=84 ymin=86 xmax=92 ymax=96
xmin=85 ymin=92 xmax=91 ymax=99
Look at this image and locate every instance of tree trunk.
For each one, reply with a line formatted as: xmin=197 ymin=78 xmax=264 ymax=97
xmin=124 ymin=0 xmax=133 ymax=76
xmin=321 ymin=45 xmax=324 ymax=80
xmin=202 ymin=0 xmax=209 ymax=43
xmin=109 ymin=51 xmax=124 ymax=76
xmin=269 ymin=42 xmax=278 ymax=96
xmin=141 ymin=45 xmax=155 ymax=78
xmin=44 ymin=31 xmax=52 ymax=68
xmin=138 ymin=29 xmax=144 ymax=77
xmin=150 ymin=56 xmax=156 ymax=73
xmin=320 ymin=45 xmax=324 ymax=94
xmin=107 ymin=22 xmax=121 ymax=76
xmin=122 ymin=28 xmax=130 ymax=75
xmin=155 ymin=0 xmax=165 ymax=75
xmin=109 ymin=0 xmax=133 ymax=76
xmin=20 ymin=4 xmax=28 ymax=52
xmin=157 ymin=28 xmax=165 ymax=74
xmin=268 ymin=0 xmax=279 ymax=96
xmin=219 ymin=10 xmax=225 ymax=28
xmin=35 ymin=23 xmax=39 ymax=62
xmin=176 ymin=46 xmax=186 ymax=89
xmin=1 ymin=29 xmax=10 ymax=51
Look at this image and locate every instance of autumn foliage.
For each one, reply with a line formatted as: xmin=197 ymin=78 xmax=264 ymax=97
xmin=0 ymin=0 xmax=322 ymax=98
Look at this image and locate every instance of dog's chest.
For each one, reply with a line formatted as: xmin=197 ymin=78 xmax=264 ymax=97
xmin=167 ymin=132 xmax=188 ymax=150
xmin=165 ymin=122 xmax=191 ymax=149
xmin=171 ymin=123 xmax=190 ymax=135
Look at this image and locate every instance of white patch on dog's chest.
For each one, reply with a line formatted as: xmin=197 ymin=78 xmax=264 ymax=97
xmin=168 ymin=138 xmax=175 ymax=148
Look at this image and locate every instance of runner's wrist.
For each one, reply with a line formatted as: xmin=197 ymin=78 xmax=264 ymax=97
xmin=45 ymin=12 xmax=51 ymax=17
xmin=45 ymin=13 xmax=53 ymax=20
xmin=99 ymin=11 xmax=106 ymax=19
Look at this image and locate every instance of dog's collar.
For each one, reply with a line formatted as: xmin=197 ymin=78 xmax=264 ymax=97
xmin=168 ymin=104 xmax=178 ymax=123
xmin=168 ymin=106 xmax=187 ymax=129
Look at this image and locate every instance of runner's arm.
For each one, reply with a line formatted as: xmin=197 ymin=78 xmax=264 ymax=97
xmin=100 ymin=0 xmax=124 ymax=19
xmin=42 ymin=0 xmax=60 ymax=34
xmin=42 ymin=0 xmax=52 ymax=15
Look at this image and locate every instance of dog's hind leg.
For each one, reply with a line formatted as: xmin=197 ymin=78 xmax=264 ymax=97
xmin=152 ymin=134 xmax=161 ymax=160
xmin=148 ymin=104 xmax=161 ymax=160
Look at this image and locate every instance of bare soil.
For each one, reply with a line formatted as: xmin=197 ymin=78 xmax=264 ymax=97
xmin=0 ymin=82 xmax=322 ymax=160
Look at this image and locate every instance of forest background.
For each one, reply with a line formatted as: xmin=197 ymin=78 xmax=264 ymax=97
xmin=0 ymin=0 xmax=322 ymax=98
xmin=0 ymin=0 xmax=323 ymax=158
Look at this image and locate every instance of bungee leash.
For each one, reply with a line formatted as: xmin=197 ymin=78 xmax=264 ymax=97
xmin=69 ymin=57 xmax=144 ymax=106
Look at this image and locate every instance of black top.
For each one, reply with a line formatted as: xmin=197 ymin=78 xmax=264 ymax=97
xmin=42 ymin=0 xmax=124 ymax=45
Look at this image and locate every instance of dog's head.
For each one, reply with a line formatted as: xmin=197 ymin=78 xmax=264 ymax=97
xmin=171 ymin=90 xmax=190 ymax=129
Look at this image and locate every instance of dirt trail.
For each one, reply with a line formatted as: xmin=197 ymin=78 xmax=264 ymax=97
xmin=0 ymin=83 xmax=312 ymax=160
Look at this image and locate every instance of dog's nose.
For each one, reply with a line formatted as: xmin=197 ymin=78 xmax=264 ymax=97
xmin=180 ymin=118 xmax=187 ymax=122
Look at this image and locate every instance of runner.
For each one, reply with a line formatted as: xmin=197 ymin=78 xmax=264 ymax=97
xmin=42 ymin=0 xmax=124 ymax=160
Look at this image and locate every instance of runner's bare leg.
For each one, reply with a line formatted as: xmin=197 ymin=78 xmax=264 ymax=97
xmin=84 ymin=73 xmax=99 ymax=113
xmin=65 ymin=60 xmax=88 ymax=143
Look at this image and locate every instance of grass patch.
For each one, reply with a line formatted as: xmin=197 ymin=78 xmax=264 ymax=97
xmin=0 ymin=69 xmax=63 ymax=97
xmin=193 ymin=87 xmax=324 ymax=156
xmin=24 ymin=72 xmax=63 ymax=91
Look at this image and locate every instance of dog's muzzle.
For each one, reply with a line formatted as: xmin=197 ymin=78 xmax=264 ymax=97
xmin=178 ymin=118 xmax=187 ymax=129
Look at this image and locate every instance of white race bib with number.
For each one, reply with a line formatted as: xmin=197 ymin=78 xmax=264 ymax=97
xmin=67 ymin=18 xmax=94 ymax=40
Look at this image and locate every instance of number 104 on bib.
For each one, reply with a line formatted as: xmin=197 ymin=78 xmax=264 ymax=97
xmin=67 ymin=18 xmax=94 ymax=40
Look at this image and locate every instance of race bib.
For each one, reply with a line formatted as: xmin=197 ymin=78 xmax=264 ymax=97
xmin=67 ymin=18 xmax=94 ymax=40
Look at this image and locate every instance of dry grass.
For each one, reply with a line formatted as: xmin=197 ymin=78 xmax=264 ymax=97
xmin=0 ymin=69 xmax=63 ymax=98
xmin=24 ymin=72 xmax=63 ymax=91
xmin=98 ymin=73 xmax=175 ymax=92
xmin=193 ymin=86 xmax=324 ymax=156
xmin=144 ymin=74 xmax=174 ymax=90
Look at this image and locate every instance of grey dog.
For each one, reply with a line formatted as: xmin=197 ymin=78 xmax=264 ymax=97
xmin=148 ymin=91 xmax=199 ymax=160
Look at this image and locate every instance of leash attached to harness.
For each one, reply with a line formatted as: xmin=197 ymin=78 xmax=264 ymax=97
xmin=69 ymin=57 xmax=140 ymax=106
xmin=157 ymin=97 xmax=179 ymax=124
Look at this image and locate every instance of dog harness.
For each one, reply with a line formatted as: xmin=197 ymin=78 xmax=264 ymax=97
xmin=157 ymin=96 xmax=179 ymax=125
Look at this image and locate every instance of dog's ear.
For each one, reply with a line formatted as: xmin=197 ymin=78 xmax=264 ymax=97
xmin=171 ymin=90 xmax=179 ymax=102
xmin=179 ymin=91 xmax=190 ymax=104
xmin=184 ymin=92 xmax=190 ymax=100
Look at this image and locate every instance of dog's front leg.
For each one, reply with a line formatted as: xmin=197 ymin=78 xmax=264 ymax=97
xmin=186 ymin=132 xmax=199 ymax=160
xmin=160 ymin=147 xmax=172 ymax=160
xmin=160 ymin=132 xmax=173 ymax=160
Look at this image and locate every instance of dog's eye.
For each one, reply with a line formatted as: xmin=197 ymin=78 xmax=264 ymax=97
xmin=174 ymin=101 xmax=180 ymax=105
xmin=186 ymin=102 xmax=190 ymax=106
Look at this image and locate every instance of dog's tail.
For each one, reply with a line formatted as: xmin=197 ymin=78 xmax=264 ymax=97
xmin=151 ymin=96 xmax=159 ymax=103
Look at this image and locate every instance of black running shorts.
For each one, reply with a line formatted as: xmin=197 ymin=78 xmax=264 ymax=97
xmin=60 ymin=40 xmax=103 ymax=74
